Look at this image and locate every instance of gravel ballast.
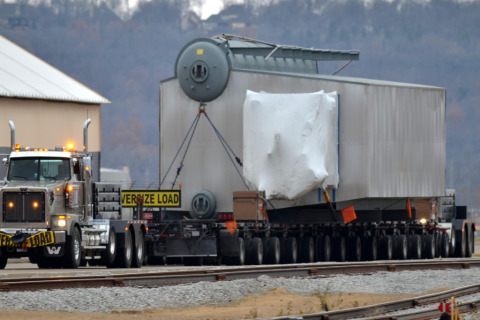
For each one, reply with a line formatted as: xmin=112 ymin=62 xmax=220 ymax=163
xmin=1 ymin=267 xmax=480 ymax=314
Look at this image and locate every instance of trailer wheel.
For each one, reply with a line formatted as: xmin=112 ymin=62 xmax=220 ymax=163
xmin=394 ymin=235 xmax=408 ymax=260
xmin=347 ymin=236 xmax=362 ymax=261
xmin=318 ymin=235 xmax=331 ymax=262
xmin=262 ymin=237 xmax=269 ymax=263
xmin=379 ymin=235 xmax=392 ymax=260
xmin=234 ymin=237 xmax=245 ymax=265
xmin=0 ymin=248 xmax=7 ymax=269
xmin=466 ymin=225 xmax=474 ymax=258
xmin=250 ymin=237 xmax=263 ymax=265
xmin=455 ymin=229 xmax=466 ymax=258
xmin=410 ymin=234 xmax=422 ymax=259
xmin=300 ymin=237 xmax=315 ymax=263
xmin=424 ymin=234 xmax=435 ymax=259
xmin=363 ymin=236 xmax=377 ymax=261
xmin=449 ymin=230 xmax=456 ymax=256
xmin=63 ymin=227 xmax=81 ymax=269
xmin=132 ymin=229 xmax=145 ymax=268
xmin=115 ymin=229 xmax=133 ymax=268
xmin=285 ymin=236 xmax=298 ymax=263
xmin=267 ymin=237 xmax=281 ymax=264
xmin=333 ymin=235 xmax=346 ymax=262
xmin=435 ymin=233 xmax=442 ymax=258
xmin=244 ymin=237 xmax=252 ymax=265
xmin=440 ymin=232 xmax=450 ymax=258
xmin=104 ymin=227 xmax=117 ymax=267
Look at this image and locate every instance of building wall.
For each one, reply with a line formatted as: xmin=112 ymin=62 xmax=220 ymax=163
xmin=0 ymin=97 xmax=101 ymax=181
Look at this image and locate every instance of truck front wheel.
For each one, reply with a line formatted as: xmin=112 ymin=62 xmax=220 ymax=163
xmin=63 ymin=227 xmax=81 ymax=268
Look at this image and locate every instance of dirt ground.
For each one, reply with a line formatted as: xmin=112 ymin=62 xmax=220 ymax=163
xmin=0 ymin=288 xmax=424 ymax=320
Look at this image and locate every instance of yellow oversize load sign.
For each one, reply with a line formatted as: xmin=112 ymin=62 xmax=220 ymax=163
xmin=0 ymin=231 xmax=55 ymax=248
xmin=122 ymin=190 xmax=181 ymax=207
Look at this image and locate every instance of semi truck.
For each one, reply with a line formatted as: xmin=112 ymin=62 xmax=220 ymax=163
xmin=0 ymin=119 xmax=147 ymax=269
xmin=144 ymin=35 xmax=476 ymax=265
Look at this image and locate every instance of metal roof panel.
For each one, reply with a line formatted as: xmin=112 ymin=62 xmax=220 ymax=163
xmin=0 ymin=35 xmax=110 ymax=104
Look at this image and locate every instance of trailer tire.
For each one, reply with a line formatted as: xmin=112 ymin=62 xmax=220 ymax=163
xmin=424 ymin=234 xmax=435 ymax=259
xmin=410 ymin=234 xmax=422 ymax=259
xmin=244 ymin=237 xmax=252 ymax=265
xmin=285 ymin=236 xmax=298 ymax=264
xmin=104 ymin=227 xmax=117 ymax=267
xmin=363 ymin=235 xmax=377 ymax=261
xmin=455 ymin=230 xmax=466 ymax=258
xmin=394 ymin=235 xmax=408 ymax=260
xmin=250 ymin=237 xmax=263 ymax=265
xmin=435 ymin=233 xmax=442 ymax=258
xmin=0 ymin=248 xmax=7 ymax=269
xmin=300 ymin=237 xmax=315 ymax=263
xmin=379 ymin=235 xmax=392 ymax=260
xmin=262 ymin=237 xmax=269 ymax=263
xmin=318 ymin=235 xmax=331 ymax=262
xmin=234 ymin=237 xmax=245 ymax=265
xmin=449 ymin=230 xmax=456 ymax=256
xmin=114 ymin=229 xmax=133 ymax=268
xmin=63 ymin=227 xmax=81 ymax=269
xmin=440 ymin=232 xmax=450 ymax=258
xmin=466 ymin=228 xmax=473 ymax=258
xmin=333 ymin=235 xmax=346 ymax=262
xmin=267 ymin=237 xmax=281 ymax=264
xmin=347 ymin=236 xmax=362 ymax=262
xmin=132 ymin=229 xmax=145 ymax=268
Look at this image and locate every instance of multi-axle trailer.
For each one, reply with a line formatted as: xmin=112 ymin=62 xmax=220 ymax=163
xmin=145 ymin=35 xmax=475 ymax=265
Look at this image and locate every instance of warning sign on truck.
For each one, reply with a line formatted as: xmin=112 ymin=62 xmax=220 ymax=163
xmin=122 ymin=190 xmax=181 ymax=207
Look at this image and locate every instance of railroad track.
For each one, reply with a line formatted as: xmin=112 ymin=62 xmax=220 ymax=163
xmin=1 ymin=258 xmax=479 ymax=292
xmin=273 ymin=283 xmax=480 ymax=320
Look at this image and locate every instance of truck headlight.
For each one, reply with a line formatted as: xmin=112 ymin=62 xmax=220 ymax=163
xmin=52 ymin=215 xmax=68 ymax=227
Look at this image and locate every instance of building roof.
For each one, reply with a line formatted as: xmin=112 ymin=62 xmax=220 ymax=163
xmin=0 ymin=35 xmax=110 ymax=104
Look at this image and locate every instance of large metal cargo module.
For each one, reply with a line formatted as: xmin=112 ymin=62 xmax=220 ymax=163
xmin=159 ymin=37 xmax=446 ymax=216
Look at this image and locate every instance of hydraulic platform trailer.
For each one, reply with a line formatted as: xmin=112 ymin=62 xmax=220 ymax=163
xmin=155 ymin=35 xmax=472 ymax=265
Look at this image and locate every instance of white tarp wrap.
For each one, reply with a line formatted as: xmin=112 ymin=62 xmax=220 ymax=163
xmin=243 ymin=90 xmax=339 ymax=200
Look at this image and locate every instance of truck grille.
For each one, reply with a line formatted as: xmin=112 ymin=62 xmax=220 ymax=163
xmin=3 ymin=192 xmax=45 ymax=222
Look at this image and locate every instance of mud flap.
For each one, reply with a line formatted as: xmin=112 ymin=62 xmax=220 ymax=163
xmin=43 ymin=244 xmax=65 ymax=257
xmin=219 ymin=229 xmax=240 ymax=257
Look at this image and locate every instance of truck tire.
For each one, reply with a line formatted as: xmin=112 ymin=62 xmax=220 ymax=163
xmin=267 ymin=237 xmax=281 ymax=264
xmin=333 ymin=235 xmax=346 ymax=262
xmin=114 ymin=229 xmax=133 ymax=268
xmin=234 ymin=237 xmax=245 ymax=265
xmin=104 ymin=227 xmax=117 ymax=267
xmin=449 ymin=230 xmax=456 ymax=256
xmin=466 ymin=228 xmax=473 ymax=258
xmin=285 ymin=236 xmax=298 ymax=263
xmin=132 ymin=229 xmax=145 ymax=268
xmin=244 ymin=237 xmax=252 ymax=265
xmin=440 ymin=232 xmax=450 ymax=258
xmin=394 ymin=235 xmax=408 ymax=260
xmin=347 ymin=236 xmax=362 ymax=262
xmin=424 ymin=234 xmax=435 ymax=259
xmin=250 ymin=237 xmax=263 ymax=265
xmin=410 ymin=234 xmax=422 ymax=259
xmin=0 ymin=248 xmax=7 ymax=269
xmin=63 ymin=227 xmax=81 ymax=268
xmin=363 ymin=235 xmax=377 ymax=261
xmin=379 ymin=235 xmax=392 ymax=260
xmin=455 ymin=229 xmax=466 ymax=258
xmin=318 ymin=235 xmax=331 ymax=262
xmin=300 ymin=237 xmax=315 ymax=263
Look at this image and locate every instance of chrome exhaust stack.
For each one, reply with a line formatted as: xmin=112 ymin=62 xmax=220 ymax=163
xmin=83 ymin=118 xmax=91 ymax=153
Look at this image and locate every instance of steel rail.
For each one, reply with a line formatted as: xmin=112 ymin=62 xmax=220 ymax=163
xmin=0 ymin=258 xmax=479 ymax=292
xmin=271 ymin=283 xmax=480 ymax=320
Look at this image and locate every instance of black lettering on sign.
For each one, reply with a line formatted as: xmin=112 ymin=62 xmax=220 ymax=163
xmin=40 ymin=233 xmax=46 ymax=245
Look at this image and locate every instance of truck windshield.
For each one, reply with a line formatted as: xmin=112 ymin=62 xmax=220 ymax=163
xmin=7 ymin=158 xmax=71 ymax=181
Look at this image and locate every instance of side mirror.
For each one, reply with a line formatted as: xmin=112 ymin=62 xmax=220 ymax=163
xmin=2 ymin=158 xmax=8 ymax=166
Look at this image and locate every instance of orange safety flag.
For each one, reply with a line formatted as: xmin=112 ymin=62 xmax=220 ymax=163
xmin=407 ymin=198 xmax=412 ymax=219
xmin=341 ymin=205 xmax=357 ymax=224
xmin=225 ymin=219 xmax=237 ymax=236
